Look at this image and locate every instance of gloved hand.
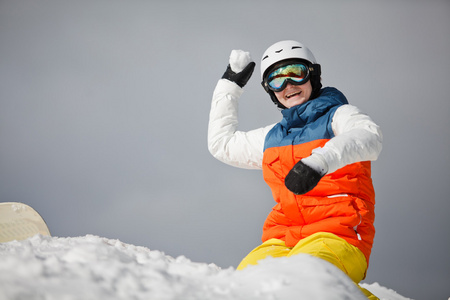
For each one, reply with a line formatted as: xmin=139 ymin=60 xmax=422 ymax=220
xmin=222 ymin=50 xmax=255 ymax=88
xmin=285 ymin=153 xmax=328 ymax=195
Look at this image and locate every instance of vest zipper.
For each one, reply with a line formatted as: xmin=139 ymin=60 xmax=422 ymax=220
xmin=354 ymin=212 xmax=362 ymax=241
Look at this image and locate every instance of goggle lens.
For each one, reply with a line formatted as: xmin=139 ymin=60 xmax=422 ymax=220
xmin=267 ymin=63 xmax=309 ymax=91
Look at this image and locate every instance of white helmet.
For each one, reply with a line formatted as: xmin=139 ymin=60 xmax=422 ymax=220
xmin=260 ymin=40 xmax=317 ymax=80
xmin=260 ymin=40 xmax=322 ymax=108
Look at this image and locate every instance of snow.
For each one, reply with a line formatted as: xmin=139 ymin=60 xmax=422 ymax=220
xmin=229 ymin=49 xmax=253 ymax=73
xmin=0 ymin=234 xmax=412 ymax=300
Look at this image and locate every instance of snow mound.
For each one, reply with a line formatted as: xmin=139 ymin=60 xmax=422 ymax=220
xmin=0 ymin=235 xmax=407 ymax=300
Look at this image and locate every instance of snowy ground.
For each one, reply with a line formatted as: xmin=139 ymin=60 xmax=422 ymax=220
xmin=0 ymin=235 xmax=411 ymax=300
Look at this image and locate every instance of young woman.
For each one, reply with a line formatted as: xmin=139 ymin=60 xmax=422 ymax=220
xmin=208 ymin=40 xmax=382 ymax=299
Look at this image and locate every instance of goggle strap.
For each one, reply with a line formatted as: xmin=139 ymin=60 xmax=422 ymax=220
xmin=310 ymin=64 xmax=321 ymax=76
xmin=261 ymin=80 xmax=270 ymax=93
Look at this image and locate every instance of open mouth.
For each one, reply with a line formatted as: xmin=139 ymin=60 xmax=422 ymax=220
xmin=286 ymin=91 xmax=302 ymax=99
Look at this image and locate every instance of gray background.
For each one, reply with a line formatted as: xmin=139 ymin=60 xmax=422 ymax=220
xmin=1 ymin=1 xmax=449 ymax=299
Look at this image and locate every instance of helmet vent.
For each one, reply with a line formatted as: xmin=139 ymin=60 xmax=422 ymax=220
xmin=262 ymin=55 xmax=269 ymax=60
xmin=275 ymin=49 xmax=283 ymax=53
xmin=292 ymin=46 xmax=302 ymax=49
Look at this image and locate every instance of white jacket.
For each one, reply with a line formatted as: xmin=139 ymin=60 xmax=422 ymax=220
xmin=208 ymin=79 xmax=383 ymax=174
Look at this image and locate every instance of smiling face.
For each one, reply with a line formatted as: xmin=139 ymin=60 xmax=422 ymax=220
xmin=274 ymin=80 xmax=313 ymax=108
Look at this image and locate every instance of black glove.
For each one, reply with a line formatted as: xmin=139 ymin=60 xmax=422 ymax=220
xmin=221 ymin=62 xmax=255 ymax=88
xmin=285 ymin=160 xmax=324 ymax=195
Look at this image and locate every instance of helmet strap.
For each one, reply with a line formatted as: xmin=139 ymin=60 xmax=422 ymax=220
xmin=269 ymin=90 xmax=287 ymax=109
xmin=309 ymin=64 xmax=322 ymax=99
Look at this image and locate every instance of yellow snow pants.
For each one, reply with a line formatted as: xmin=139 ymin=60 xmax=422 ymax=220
xmin=237 ymin=232 xmax=378 ymax=300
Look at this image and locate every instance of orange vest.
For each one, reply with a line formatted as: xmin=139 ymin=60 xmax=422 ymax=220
xmin=262 ymin=139 xmax=375 ymax=264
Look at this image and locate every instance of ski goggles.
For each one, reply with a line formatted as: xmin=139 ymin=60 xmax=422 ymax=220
xmin=264 ymin=63 xmax=310 ymax=92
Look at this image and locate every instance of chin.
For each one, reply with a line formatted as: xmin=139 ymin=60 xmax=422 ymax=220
xmin=286 ymin=99 xmax=307 ymax=108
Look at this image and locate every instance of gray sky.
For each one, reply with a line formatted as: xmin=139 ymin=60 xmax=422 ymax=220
xmin=1 ymin=1 xmax=449 ymax=299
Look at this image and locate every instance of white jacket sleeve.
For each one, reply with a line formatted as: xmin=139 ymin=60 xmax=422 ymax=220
xmin=312 ymin=104 xmax=383 ymax=174
xmin=208 ymin=79 xmax=275 ymax=170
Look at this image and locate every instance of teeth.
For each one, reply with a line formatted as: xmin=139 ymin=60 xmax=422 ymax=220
xmin=286 ymin=91 xmax=301 ymax=99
